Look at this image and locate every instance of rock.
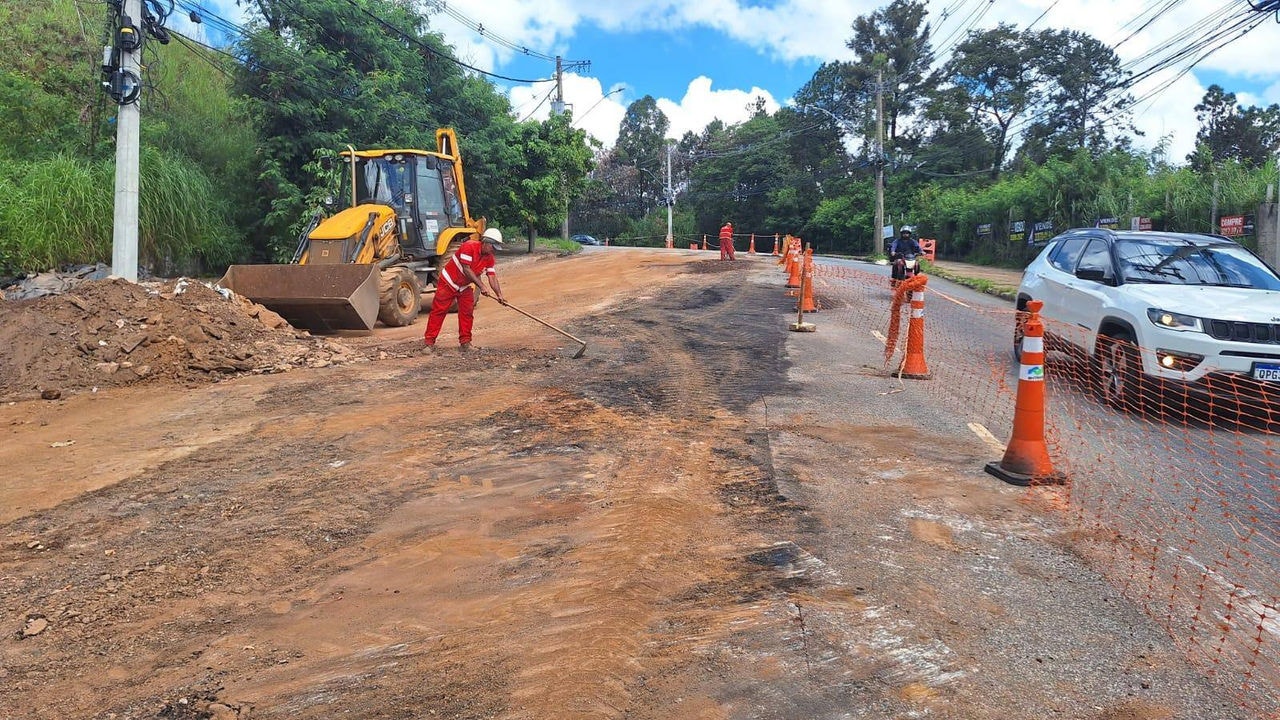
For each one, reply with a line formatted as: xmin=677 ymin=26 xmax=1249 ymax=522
xmin=22 ymin=617 xmax=48 ymax=637
xmin=200 ymin=324 xmax=224 ymax=340
xmin=132 ymin=365 xmax=151 ymax=378
xmin=119 ymin=333 xmax=147 ymax=353
xmin=40 ymin=389 xmax=61 ymax=400
xmin=95 ymin=362 xmax=119 ymax=375
xmin=256 ymin=307 xmax=289 ymax=329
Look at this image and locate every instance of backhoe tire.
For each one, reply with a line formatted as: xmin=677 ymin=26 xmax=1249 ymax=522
xmin=378 ymin=267 xmax=421 ymax=327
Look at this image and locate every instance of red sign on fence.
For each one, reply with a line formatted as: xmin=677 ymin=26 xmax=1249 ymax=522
xmin=1220 ymin=215 xmax=1245 ymax=236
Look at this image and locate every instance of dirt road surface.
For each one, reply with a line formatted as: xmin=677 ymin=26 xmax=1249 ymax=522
xmin=0 ymin=249 xmax=1248 ymax=719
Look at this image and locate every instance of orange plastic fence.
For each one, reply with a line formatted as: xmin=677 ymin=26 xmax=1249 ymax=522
xmin=802 ymin=258 xmax=1280 ymax=716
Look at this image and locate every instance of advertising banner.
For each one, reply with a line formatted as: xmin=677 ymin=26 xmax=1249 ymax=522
xmin=1220 ymin=215 xmax=1245 ymax=236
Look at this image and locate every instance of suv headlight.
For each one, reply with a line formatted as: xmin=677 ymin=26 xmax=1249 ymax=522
xmin=1147 ymin=308 xmax=1202 ymax=332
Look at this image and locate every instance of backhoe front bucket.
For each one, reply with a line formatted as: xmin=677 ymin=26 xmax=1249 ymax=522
xmin=218 ymin=264 xmax=382 ymax=333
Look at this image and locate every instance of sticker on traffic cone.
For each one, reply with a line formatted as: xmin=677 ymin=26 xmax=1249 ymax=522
xmin=797 ymin=248 xmax=818 ymax=312
xmin=896 ymin=275 xmax=929 ymax=379
xmin=985 ymin=300 xmax=1066 ymax=487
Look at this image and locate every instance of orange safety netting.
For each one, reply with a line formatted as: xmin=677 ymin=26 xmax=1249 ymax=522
xmin=806 ymin=257 xmax=1280 ymax=716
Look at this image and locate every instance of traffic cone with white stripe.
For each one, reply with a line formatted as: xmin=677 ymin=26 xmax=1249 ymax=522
xmin=749 ymin=234 xmax=757 ymax=254
xmin=797 ymin=247 xmax=818 ymax=312
xmin=897 ymin=275 xmax=929 ymax=379
xmin=785 ymin=243 xmax=803 ymax=290
xmin=772 ymin=234 xmax=781 ymax=256
xmin=985 ymin=300 xmax=1066 ymax=486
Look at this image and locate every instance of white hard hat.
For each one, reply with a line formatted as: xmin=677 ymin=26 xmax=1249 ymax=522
xmin=481 ymin=227 xmax=504 ymax=246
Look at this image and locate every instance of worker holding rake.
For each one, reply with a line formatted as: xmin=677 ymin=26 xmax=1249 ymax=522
xmin=424 ymin=227 xmax=506 ymax=350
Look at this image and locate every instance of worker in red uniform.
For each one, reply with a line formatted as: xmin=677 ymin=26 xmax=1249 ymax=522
xmin=424 ymin=227 xmax=506 ymax=350
xmin=719 ymin=222 xmax=735 ymax=260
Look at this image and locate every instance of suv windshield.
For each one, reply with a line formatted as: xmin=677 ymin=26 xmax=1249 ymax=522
xmin=1115 ymin=239 xmax=1280 ymax=290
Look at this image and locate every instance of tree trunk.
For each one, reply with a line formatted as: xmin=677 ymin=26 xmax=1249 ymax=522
xmin=526 ymin=225 xmax=537 ymax=254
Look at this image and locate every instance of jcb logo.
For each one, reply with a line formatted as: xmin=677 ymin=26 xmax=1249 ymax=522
xmin=380 ymin=219 xmax=395 ymax=236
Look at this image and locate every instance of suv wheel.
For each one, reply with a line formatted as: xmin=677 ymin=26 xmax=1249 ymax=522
xmin=1013 ymin=304 xmax=1029 ymax=362
xmin=1094 ymin=330 xmax=1141 ymax=411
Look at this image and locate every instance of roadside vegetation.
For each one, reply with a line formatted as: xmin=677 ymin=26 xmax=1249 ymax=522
xmin=2 ymin=0 xmax=1277 ymax=277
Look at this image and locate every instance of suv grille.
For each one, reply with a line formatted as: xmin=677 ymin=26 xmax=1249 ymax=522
xmin=1207 ymin=320 xmax=1280 ymax=344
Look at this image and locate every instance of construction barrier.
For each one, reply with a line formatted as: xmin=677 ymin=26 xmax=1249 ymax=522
xmin=805 ymin=258 xmax=1280 ymax=716
xmin=920 ymin=238 xmax=937 ymax=262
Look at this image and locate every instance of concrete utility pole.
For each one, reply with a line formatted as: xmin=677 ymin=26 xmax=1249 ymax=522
xmin=554 ymin=56 xmax=568 ymax=244
xmin=665 ymin=143 xmax=674 ymax=249
xmin=111 ymin=0 xmax=143 ymax=282
xmin=874 ymin=69 xmax=886 ymax=255
xmin=1261 ymin=181 xmax=1279 ymax=268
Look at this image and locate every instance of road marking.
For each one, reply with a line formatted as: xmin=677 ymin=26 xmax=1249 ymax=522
xmin=872 ymin=330 xmax=887 ymax=345
xmin=968 ymin=422 xmax=1005 ymax=453
xmin=930 ymin=288 xmax=971 ymax=308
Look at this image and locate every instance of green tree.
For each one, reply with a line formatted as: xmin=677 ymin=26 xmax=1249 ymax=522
xmin=1017 ymin=29 xmax=1132 ymax=163
xmin=494 ymin=114 xmax=595 ymax=251
xmin=1188 ymin=84 xmax=1280 ymax=171
xmin=933 ymin=24 xmax=1041 ymax=176
xmin=846 ymin=0 xmax=936 ymax=147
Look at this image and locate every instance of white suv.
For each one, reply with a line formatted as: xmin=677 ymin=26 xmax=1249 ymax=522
xmin=1015 ymin=229 xmax=1280 ymax=410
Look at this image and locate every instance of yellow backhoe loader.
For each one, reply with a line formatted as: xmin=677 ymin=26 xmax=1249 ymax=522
xmin=219 ymin=128 xmax=483 ymax=332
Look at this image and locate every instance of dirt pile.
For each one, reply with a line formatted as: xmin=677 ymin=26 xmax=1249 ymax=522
xmin=0 ymin=278 xmax=364 ymax=400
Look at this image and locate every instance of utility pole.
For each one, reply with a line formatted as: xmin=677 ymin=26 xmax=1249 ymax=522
xmin=550 ymin=55 xmax=589 ymax=244
xmin=554 ymin=56 xmax=568 ymax=245
xmin=874 ymin=69 xmax=886 ymax=255
xmin=665 ymin=143 xmax=675 ymax=249
xmin=111 ymin=0 xmax=144 ymax=282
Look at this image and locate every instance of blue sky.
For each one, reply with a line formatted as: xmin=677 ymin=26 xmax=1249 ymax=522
xmin=196 ymin=0 xmax=1280 ymax=163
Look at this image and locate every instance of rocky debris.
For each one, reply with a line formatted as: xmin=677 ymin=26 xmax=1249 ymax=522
xmin=20 ymin=616 xmax=48 ymax=637
xmin=0 ymin=277 xmax=370 ymax=400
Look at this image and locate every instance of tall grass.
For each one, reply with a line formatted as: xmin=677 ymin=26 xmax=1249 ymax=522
xmin=0 ymin=149 xmax=245 ymax=275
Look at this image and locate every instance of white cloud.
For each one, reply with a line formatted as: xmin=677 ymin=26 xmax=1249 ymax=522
xmin=196 ymin=0 xmax=1280 ymax=161
xmin=656 ymin=77 xmax=781 ymax=140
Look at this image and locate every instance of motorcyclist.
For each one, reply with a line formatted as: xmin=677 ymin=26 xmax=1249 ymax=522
xmin=891 ymin=227 xmax=923 ymax=258
xmin=890 ymin=227 xmax=923 ymax=283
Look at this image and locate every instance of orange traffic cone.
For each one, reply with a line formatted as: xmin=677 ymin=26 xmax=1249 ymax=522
xmin=985 ymin=300 xmax=1065 ymax=486
xmin=748 ymin=234 xmax=756 ymax=254
xmin=797 ymin=248 xmax=818 ymax=312
xmin=702 ymin=235 xmax=708 ymax=251
xmin=898 ymin=275 xmax=930 ymax=379
xmin=785 ymin=245 xmax=802 ymax=288
xmin=772 ymin=234 xmax=781 ymax=256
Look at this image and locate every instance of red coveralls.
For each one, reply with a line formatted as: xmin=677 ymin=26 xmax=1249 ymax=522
xmin=424 ymin=237 xmax=496 ymax=346
xmin=719 ymin=223 xmax=735 ymax=260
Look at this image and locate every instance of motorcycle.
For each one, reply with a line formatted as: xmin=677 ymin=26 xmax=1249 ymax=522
xmin=890 ymin=252 xmax=921 ymax=288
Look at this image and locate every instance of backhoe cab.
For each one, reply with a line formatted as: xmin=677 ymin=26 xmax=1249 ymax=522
xmin=219 ymin=128 xmax=483 ymax=332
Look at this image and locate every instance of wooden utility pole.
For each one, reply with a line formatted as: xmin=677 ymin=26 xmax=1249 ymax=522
xmin=874 ymin=70 xmax=886 ymax=254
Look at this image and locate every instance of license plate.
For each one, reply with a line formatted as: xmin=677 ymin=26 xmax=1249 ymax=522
xmin=1252 ymin=363 xmax=1280 ymax=381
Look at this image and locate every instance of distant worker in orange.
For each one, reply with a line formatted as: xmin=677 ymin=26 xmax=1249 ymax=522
xmin=424 ymin=227 xmax=506 ymax=350
xmin=719 ymin=222 xmax=736 ymax=260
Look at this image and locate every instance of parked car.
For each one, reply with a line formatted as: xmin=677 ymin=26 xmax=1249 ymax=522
xmin=571 ymin=234 xmax=601 ymax=246
xmin=1015 ymin=228 xmax=1280 ymax=410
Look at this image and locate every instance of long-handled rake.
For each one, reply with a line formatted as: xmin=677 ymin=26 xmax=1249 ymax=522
xmin=497 ymin=299 xmax=588 ymax=358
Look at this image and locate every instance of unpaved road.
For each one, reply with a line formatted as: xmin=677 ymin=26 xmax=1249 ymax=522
xmin=0 ymin=249 xmax=1251 ymax=719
